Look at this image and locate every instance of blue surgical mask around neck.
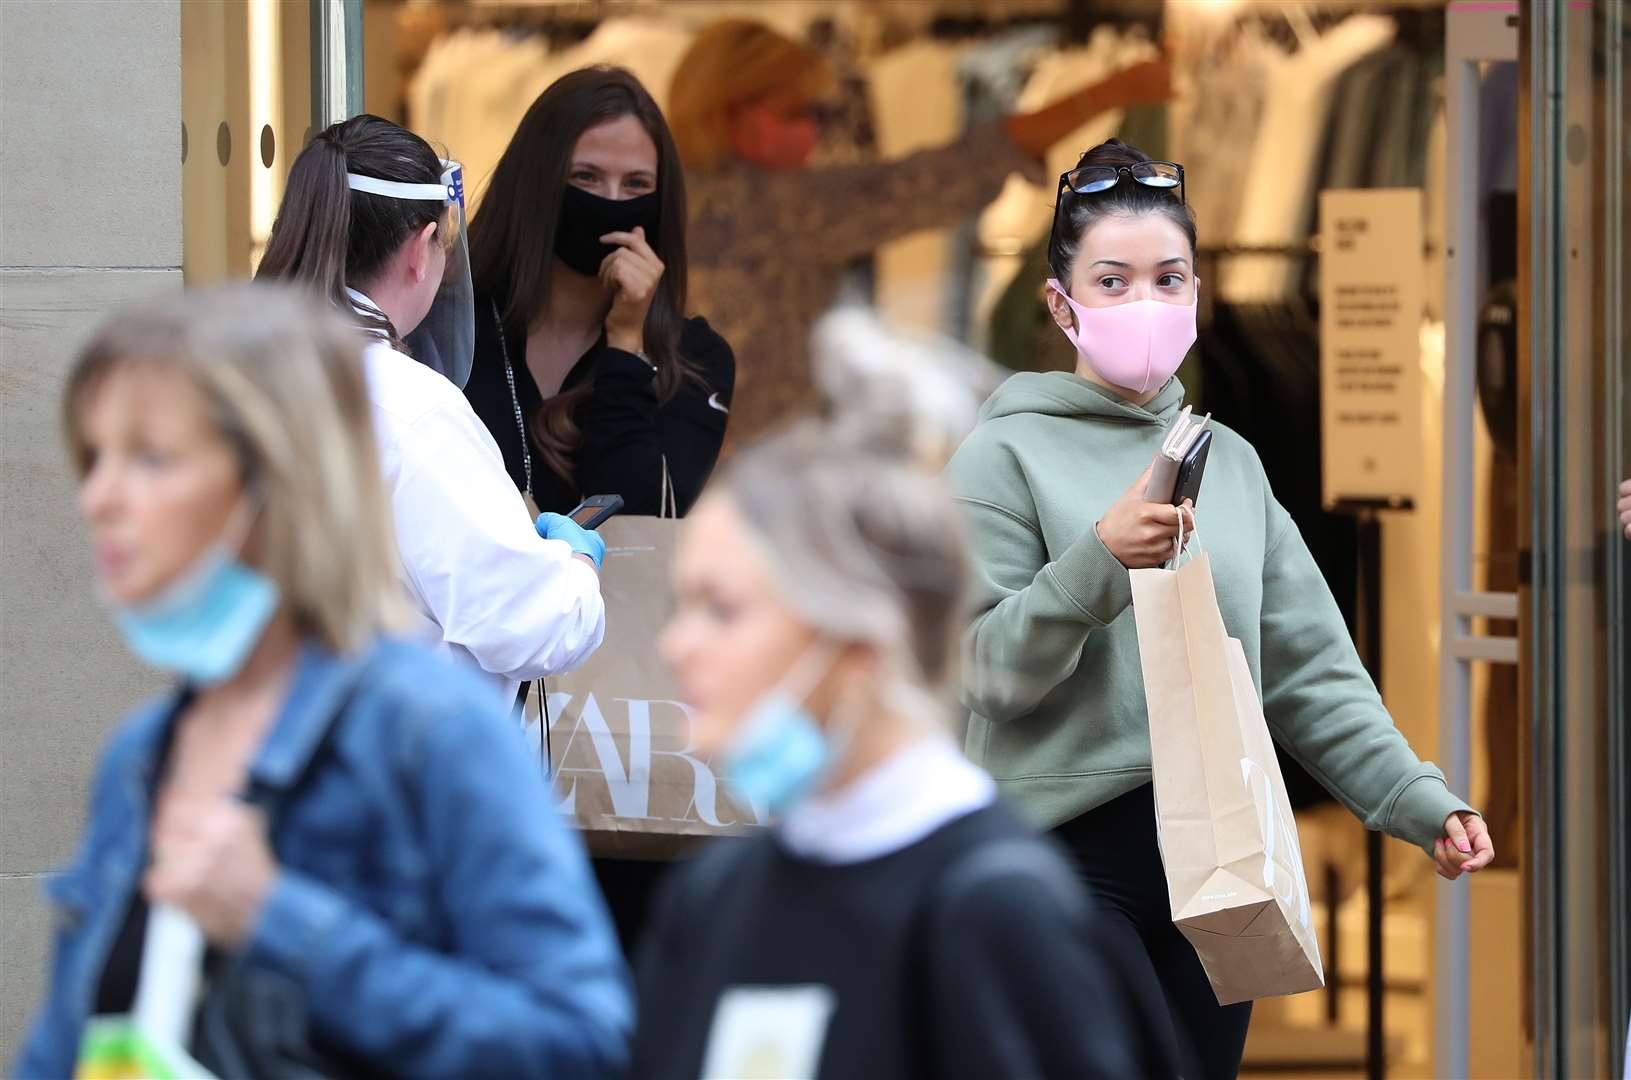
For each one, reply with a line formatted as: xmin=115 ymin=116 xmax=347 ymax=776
xmin=721 ymin=644 xmax=849 ymax=818
xmin=109 ymin=503 xmax=280 ymax=686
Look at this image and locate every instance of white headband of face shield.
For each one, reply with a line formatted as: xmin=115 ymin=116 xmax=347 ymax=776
xmin=341 ymin=160 xmax=475 ymax=390
xmin=345 ymin=160 xmax=463 ymax=206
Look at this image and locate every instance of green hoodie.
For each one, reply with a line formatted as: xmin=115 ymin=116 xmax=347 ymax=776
xmin=944 ymin=372 xmax=1471 ymax=854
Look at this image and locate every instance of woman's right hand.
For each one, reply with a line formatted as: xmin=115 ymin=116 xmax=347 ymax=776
xmin=1098 ymin=464 xmax=1190 ymax=569
xmin=536 ymin=512 xmax=606 ymax=572
xmin=600 ymin=226 xmax=665 ymax=355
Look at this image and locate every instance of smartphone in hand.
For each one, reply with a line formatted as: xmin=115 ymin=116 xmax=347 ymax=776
xmin=1172 ymin=429 xmax=1212 ymax=507
xmin=1145 ymin=406 xmax=1212 ymax=504
xmin=567 ymin=494 xmax=624 ymax=530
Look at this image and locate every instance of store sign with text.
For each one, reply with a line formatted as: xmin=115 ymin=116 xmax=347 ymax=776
xmin=1318 ymin=188 xmax=1425 ymax=507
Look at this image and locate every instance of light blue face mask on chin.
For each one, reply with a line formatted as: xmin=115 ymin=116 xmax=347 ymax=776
xmin=721 ymin=644 xmax=850 ymax=818
xmin=110 ymin=503 xmax=281 ymax=686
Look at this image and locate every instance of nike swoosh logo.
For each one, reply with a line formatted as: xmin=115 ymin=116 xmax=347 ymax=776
xmin=708 ymin=392 xmax=730 ymax=414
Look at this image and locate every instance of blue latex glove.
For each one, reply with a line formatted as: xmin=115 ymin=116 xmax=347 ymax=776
xmin=535 ymin=512 xmax=606 ymax=569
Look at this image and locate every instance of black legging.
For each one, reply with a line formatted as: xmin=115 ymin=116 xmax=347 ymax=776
xmin=1053 ymin=784 xmax=1253 ymax=1080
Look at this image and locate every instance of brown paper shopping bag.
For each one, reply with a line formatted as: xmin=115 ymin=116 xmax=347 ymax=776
xmin=523 ymin=516 xmax=765 ymax=859
xmin=1129 ymin=546 xmax=1324 ymax=1005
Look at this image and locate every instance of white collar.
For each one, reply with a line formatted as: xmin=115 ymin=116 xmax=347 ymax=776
xmin=345 ymin=287 xmax=393 ymax=341
xmin=777 ymin=735 xmax=995 ymax=865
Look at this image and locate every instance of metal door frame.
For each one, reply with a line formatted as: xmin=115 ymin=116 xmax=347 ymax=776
xmin=310 ymin=0 xmax=363 ymax=131
xmin=1439 ymin=8 xmax=1519 ymax=1078
xmin=1522 ymin=0 xmax=1628 ymax=1075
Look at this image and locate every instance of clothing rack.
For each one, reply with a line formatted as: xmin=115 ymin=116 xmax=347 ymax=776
xmin=443 ymin=0 xmax=1081 ymax=54
xmin=923 ymin=12 xmax=1060 ymax=41
xmin=1193 ymin=241 xmax=1437 ymax=307
xmin=1197 ymin=242 xmax=1319 ymax=257
xmin=444 ymin=0 xmax=681 ymax=41
xmin=444 ymin=3 xmax=607 ymax=45
xmin=1061 ymin=0 xmax=1162 ymax=43
xmin=1194 ymin=2 xmax=1444 ymax=61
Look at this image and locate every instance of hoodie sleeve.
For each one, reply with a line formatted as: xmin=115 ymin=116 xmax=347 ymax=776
xmin=1257 ymin=497 xmax=1474 ymax=853
xmin=949 ymin=434 xmax=1135 ymax=724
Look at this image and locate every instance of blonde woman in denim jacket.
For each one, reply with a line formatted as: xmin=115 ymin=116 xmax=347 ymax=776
xmin=14 ymin=286 xmax=629 ymax=1079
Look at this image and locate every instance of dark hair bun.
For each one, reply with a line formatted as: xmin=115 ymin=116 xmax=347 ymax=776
xmin=1047 ymin=138 xmax=1196 ymax=282
xmin=1071 ymin=137 xmax=1153 ymax=172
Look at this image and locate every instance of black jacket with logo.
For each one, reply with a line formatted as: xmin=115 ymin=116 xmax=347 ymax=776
xmin=465 ymin=295 xmax=735 ymax=516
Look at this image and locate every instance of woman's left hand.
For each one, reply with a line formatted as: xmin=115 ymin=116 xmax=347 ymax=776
xmin=146 ymin=796 xmax=278 ymax=947
xmin=1433 ymin=811 xmax=1495 ymax=880
xmin=600 ymin=226 xmax=665 ymax=355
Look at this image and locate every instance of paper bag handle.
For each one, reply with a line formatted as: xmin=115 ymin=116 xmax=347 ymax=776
xmin=660 ymin=455 xmax=677 ymax=521
xmin=1168 ymin=504 xmax=1202 ymax=570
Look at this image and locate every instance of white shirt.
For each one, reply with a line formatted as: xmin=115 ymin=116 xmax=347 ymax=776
xmin=359 ymin=329 xmax=605 ymax=703
xmin=778 ymin=735 xmax=997 ymax=865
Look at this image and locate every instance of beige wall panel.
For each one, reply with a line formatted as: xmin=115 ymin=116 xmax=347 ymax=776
xmin=0 ymin=269 xmax=176 ymax=876
xmin=0 ymin=0 xmax=181 ymax=269
xmin=0 ymin=875 xmax=56 ymax=1063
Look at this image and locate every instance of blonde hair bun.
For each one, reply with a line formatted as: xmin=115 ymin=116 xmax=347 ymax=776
xmin=718 ymin=306 xmax=1002 ymax=696
xmin=809 ymin=306 xmax=1002 ymax=473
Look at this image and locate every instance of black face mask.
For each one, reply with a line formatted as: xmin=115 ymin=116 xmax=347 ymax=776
xmin=553 ymin=184 xmax=662 ymax=277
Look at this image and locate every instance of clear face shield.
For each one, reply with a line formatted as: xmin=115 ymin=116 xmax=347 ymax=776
xmin=345 ymin=160 xmax=475 ymax=388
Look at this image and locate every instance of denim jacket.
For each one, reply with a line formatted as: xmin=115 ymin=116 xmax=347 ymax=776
xmin=14 ymin=637 xmax=632 ymax=1079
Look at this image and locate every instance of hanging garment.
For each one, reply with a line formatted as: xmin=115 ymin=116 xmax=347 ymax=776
xmin=950 ymin=25 xmax=1059 ymax=345
xmin=1169 ymin=17 xmax=1284 ymax=249
xmin=970 ymin=28 xmax=1158 ymax=352
xmin=517 ymin=17 xmax=696 ymax=116
xmin=1479 ymin=61 xmax=1520 ymax=192
xmin=865 ymin=40 xmax=969 ymax=336
xmin=1371 ymin=50 xmax=1432 ymax=188
xmin=1225 ymin=15 xmax=1396 ymax=302
xmin=1319 ymin=49 xmax=1396 ymax=193
xmin=408 ymin=28 xmax=550 ymax=200
xmin=977 ymin=28 xmax=1148 ymax=267
xmin=407 ymin=19 xmax=696 ymax=203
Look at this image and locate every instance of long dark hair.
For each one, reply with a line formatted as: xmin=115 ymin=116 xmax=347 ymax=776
xmin=1048 ymin=139 xmax=1197 ymax=283
xmin=469 ymin=66 xmax=699 ymax=489
xmin=257 ymin=114 xmax=445 ymax=346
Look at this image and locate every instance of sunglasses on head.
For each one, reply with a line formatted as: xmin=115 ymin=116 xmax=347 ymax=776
xmin=1057 ymin=160 xmax=1186 ymax=205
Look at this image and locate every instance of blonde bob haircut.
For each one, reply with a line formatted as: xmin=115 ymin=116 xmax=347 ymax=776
xmin=668 ymin=19 xmax=835 ymax=172
xmin=63 ymin=283 xmax=401 ymax=654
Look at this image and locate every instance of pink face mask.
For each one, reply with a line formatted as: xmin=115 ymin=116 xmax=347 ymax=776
xmin=1047 ymin=278 xmax=1199 ymax=394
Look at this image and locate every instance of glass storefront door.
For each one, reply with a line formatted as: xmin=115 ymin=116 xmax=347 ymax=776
xmin=1521 ymin=0 xmax=1629 ymax=1075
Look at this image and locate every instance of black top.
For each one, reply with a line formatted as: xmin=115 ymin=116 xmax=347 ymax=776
xmin=631 ymin=801 xmax=1179 ymax=1080
xmin=464 ymin=294 xmax=735 ymax=516
xmin=94 ymin=894 xmax=149 ymax=1015
xmin=92 ymin=710 xmax=223 ymax=1021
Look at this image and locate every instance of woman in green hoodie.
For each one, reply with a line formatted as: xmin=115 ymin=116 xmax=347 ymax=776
xmin=944 ymin=139 xmax=1494 ymax=1079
